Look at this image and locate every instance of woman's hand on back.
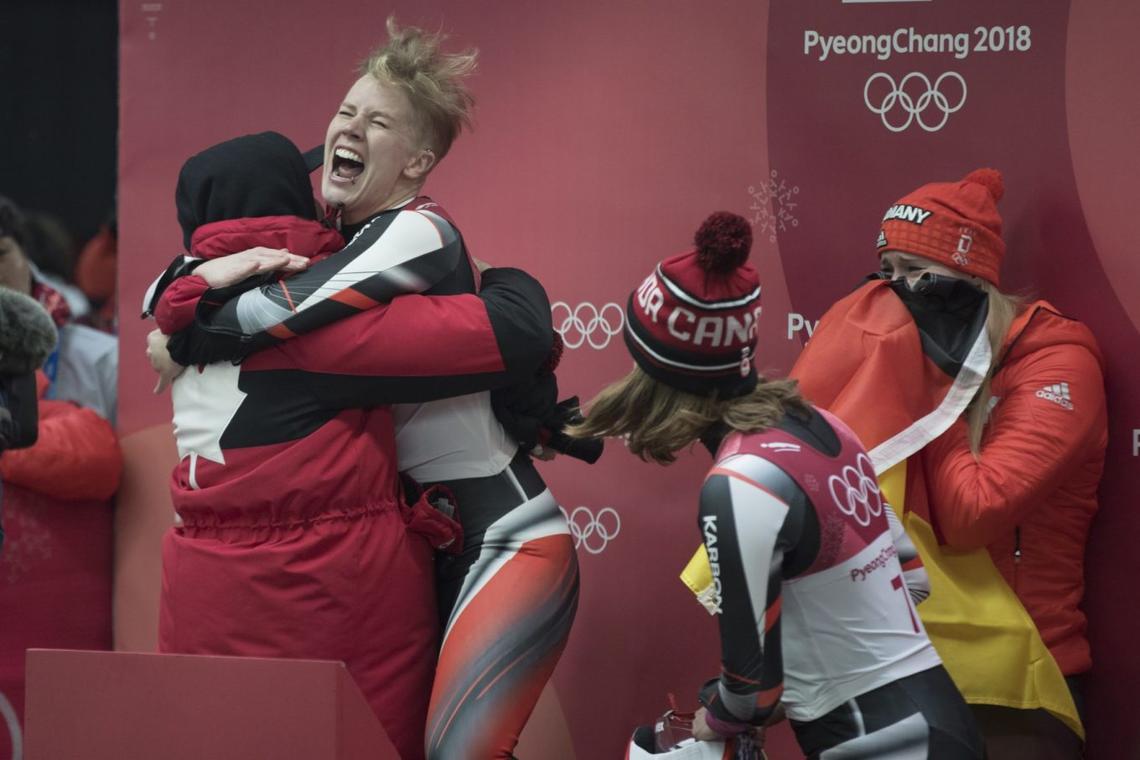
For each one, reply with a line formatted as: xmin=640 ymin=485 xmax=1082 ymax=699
xmin=195 ymin=247 xmax=310 ymax=288
xmin=146 ymin=329 xmax=185 ymax=394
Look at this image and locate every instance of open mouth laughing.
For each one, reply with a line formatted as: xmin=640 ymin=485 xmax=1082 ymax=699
xmin=330 ymin=146 xmax=365 ymax=182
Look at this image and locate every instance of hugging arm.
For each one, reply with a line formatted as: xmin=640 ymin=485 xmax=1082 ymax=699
xmin=251 ymin=267 xmax=554 ymax=407
xmin=165 ymin=207 xmax=466 ymax=363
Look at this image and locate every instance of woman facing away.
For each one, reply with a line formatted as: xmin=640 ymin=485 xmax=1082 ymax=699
xmin=571 ymin=212 xmax=984 ymax=759
xmin=147 ymin=19 xmax=580 ymax=760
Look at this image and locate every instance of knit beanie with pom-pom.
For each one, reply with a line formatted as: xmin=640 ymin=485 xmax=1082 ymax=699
xmin=624 ymin=211 xmax=763 ymax=398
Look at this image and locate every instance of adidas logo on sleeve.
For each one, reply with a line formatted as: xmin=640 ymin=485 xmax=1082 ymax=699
xmin=1036 ymin=382 xmax=1074 ymax=410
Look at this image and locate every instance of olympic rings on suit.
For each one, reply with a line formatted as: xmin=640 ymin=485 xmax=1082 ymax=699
xmin=827 ymin=453 xmax=884 ymax=527
xmin=561 ymin=506 xmax=621 ymax=554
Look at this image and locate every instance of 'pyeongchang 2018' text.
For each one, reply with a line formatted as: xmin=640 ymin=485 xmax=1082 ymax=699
xmin=803 ymin=25 xmax=1032 ymax=62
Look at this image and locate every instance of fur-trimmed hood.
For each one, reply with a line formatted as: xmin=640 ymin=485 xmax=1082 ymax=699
xmin=0 ymin=286 xmax=58 ymax=373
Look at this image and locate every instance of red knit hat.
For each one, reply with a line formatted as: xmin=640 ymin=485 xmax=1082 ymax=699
xmin=624 ymin=212 xmax=762 ymax=398
xmin=877 ymin=168 xmax=1006 ymax=285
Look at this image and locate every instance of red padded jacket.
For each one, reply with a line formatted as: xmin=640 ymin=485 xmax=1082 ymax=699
xmin=922 ymin=302 xmax=1106 ymax=675
xmin=0 ymin=371 xmax=122 ymax=501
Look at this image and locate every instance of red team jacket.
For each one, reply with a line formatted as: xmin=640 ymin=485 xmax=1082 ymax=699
xmin=152 ymin=213 xmax=554 ymax=760
xmin=0 ymin=371 xmax=121 ymax=500
xmin=922 ymin=302 xmax=1106 ymax=675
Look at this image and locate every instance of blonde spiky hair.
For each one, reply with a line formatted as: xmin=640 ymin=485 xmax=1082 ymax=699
xmin=360 ymin=16 xmax=477 ymax=160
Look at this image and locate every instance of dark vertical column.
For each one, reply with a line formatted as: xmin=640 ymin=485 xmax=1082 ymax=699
xmin=0 ymin=0 xmax=118 ymax=246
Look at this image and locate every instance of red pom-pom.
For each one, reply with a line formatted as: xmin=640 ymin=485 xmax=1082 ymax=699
xmin=964 ymin=168 xmax=1004 ymax=202
xmin=694 ymin=212 xmax=752 ymax=274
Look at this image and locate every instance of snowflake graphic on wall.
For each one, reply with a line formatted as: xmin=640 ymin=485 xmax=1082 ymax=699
xmin=748 ymin=170 xmax=800 ymax=244
xmin=2 ymin=508 xmax=55 ymax=585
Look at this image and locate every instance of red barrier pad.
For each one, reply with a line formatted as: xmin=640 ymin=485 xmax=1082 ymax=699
xmin=23 ymin=649 xmax=397 ymax=759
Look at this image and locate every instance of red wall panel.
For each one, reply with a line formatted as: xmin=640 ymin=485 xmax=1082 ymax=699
xmin=116 ymin=2 xmax=1140 ymax=756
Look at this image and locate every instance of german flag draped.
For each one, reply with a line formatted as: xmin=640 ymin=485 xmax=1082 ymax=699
xmin=790 ymin=279 xmax=1081 ymax=738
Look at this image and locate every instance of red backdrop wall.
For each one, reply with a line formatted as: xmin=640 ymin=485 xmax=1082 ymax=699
xmin=116 ymin=2 xmax=1140 ymax=757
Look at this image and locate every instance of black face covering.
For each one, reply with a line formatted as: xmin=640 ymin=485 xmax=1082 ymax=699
xmin=874 ymin=272 xmax=989 ymax=377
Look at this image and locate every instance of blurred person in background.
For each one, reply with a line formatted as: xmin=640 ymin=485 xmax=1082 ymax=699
xmin=75 ymin=212 xmax=118 ymax=333
xmin=20 ymin=210 xmax=88 ymax=318
xmin=0 ymin=207 xmax=121 ymax=760
xmin=0 ymin=196 xmax=116 ymax=422
xmin=0 ymin=286 xmax=59 ymax=538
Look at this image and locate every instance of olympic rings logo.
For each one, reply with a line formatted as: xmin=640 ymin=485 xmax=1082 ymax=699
xmin=863 ymin=72 xmax=967 ymax=133
xmin=827 ymin=453 xmax=884 ymax=527
xmin=561 ymin=506 xmax=622 ymax=554
xmin=551 ymin=301 xmax=625 ymax=350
